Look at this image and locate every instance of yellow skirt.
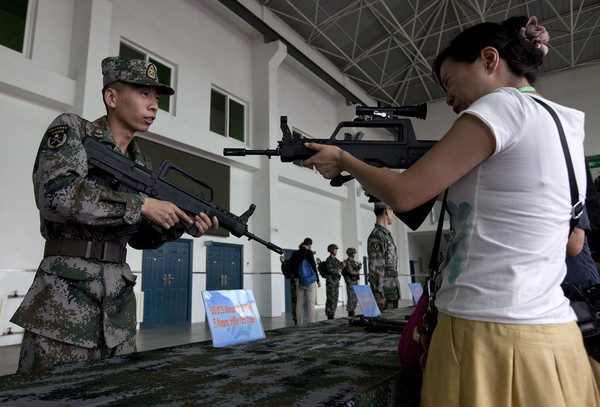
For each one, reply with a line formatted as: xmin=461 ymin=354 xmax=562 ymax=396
xmin=421 ymin=312 xmax=600 ymax=407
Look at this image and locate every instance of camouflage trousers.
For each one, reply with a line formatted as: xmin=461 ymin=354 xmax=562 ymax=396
xmin=288 ymin=276 xmax=298 ymax=323
xmin=368 ymin=274 xmax=400 ymax=309
xmin=345 ymin=279 xmax=359 ymax=315
xmin=325 ymin=276 xmax=340 ymax=318
xmin=383 ymin=277 xmax=400 ymax=309
xmin=17 ymin=330 xmax=136 ymax=372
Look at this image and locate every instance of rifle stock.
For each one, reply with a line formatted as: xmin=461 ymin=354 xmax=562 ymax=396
xmin=83 ymin=137 xmax=283 ymax=254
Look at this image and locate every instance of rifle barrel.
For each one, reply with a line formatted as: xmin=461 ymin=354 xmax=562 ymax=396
xmin=245 ymin=231 xmax=284 ymax=254
xmin=224 ymin=148 xmax=280 ymax=157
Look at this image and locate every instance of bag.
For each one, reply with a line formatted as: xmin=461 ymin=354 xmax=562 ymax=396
xmin=317 ymin=259 xmax=329 ymax=278
xmin=397 ymin=279 xmax=439 ymax=376
xmin=280 ymin=256 xmax=294 ymax=279
xmin=298 ymin=259 xmax=317 ymax=286
xmin=397 ymin=189 xmax=447 ymax=377
xmin=397 ymin=293 xmax=430 ymax=375
xmin=562 ymin=283 xmax=600 ymax=339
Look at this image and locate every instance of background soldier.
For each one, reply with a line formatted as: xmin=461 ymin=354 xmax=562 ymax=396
xmin=324 ymin=244 xmax=345 ymax=319
xmin=367 ymin=201 xmax=400 ymax=311
xmin=342 ymin=247 xmax=362 ymax=317
xmin=11 ymin=57 xmax=218 ymax=372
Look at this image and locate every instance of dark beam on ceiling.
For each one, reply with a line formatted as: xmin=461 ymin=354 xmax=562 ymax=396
xmin=217 ymin=0 xmax=368 ymax=106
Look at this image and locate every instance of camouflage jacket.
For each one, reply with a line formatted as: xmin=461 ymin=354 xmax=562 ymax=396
xmin=11 ymin=113 xmax=183 ymax=348
xmin=367 ymin=224 xmax=398 ymax=300
xmin=342 ymin=258 xmax=362 ymax=283
xmin=325 ymin=256 xmax=343 ymax=283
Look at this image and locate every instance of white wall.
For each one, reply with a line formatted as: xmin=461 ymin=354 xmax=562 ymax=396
xmin=0 ymin=0 xmax=599 ymax=345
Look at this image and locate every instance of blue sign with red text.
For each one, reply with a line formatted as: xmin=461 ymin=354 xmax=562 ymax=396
xmin=202 ymin=289 xmax=265 ymax=347
xmin=353 ymin=285 xmax=381 ymax=317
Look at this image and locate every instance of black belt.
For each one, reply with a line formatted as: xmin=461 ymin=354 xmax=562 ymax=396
xmin=44 ymin=239 xmax=127 ymax=264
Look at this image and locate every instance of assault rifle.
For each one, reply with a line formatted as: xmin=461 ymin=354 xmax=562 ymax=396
xmin=82 ymin=137 xmax=283 ymax=254
xmin=224 ymin=104 xmax=438 ymax=230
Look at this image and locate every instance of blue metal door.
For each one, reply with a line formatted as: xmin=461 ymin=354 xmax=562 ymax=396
xmin=206 ymin=242 xmax=243 ymax=290
xmin=141 ymin=240 xmax=192 ymax=328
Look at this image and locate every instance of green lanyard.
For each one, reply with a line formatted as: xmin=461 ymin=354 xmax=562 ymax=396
xmin=518 ymin=86 xmax=536 ymax=93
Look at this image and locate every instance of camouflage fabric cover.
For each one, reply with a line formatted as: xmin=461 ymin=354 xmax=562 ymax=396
xmin=343 ymin=258 xmax=362 ymax=314
xmin=101 ymin=56 xmax=174 ymax=95
xmin=367 ymin=224 xmax=400 ymax=302
xmin=0 ymin=309 xmax=411 ymax=406
xmin=325 ymin=256 xmax=343 ymax=317
xmin=11 ymin=113 xmax=183 ymax=353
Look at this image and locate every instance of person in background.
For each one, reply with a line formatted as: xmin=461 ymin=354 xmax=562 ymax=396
xmin=366 ymin=201 xmax=400 ymax=311
xmin=342 ymin=247 xmax=362 ymax=317
xmin=324 ymin=244 xmax=345 ymax=319
xmin=288 ymin=238 xmax=321 ymax=325
xmin=11 ymin=57 xmax=218 ymax=372
xmin=565 ymin=206 xmax=600 ymax=288
xmin=280 ymin=249 xmax=299 ymax=325
xmin=303 ymin=16 xmax=599 ymax=406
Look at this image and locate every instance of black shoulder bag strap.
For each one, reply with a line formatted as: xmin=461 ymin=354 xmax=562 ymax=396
xmin=427 ymin=188 xmax=449 ymax=293
xmin=532 ymin=97 xmax=583 ymax=233
xmin=421 ymin=189 xmax=449 ymax=336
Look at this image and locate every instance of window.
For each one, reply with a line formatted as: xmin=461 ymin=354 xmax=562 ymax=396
xmin=0 ymin=0 xmax=31 ymax=54
xmin=292 ymin=129 xmax=314 ymax=170
xmin=210 ymin=88 xmax=246 ymax=142
xmin=119 ymin=42 xmax=174 ymax=113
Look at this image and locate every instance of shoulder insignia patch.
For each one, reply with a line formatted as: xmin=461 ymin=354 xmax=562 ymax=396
xmin=46 ymin=125 xmax=69 ymax=150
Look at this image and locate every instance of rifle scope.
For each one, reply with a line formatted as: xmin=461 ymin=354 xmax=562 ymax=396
xmin=355 ymin=103 xmax=427 ymax=120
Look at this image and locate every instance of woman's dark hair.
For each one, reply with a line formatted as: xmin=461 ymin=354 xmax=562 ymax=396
xmin=432 ymin=16 xmax=545 ymax=90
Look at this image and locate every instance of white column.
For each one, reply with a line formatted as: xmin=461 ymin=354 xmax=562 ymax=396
xmin=68 ymin=0 xmax=112 ymax=118
xmin=250 ymin=39 xmax=287 ymax=317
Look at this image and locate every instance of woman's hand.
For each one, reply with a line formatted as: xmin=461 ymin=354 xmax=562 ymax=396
xmin=303 ymin=143 xmax=346 ymax=179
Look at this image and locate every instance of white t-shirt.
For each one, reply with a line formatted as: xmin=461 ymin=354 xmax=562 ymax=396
xmin=435 ymin=87 xmax=586 ymax=324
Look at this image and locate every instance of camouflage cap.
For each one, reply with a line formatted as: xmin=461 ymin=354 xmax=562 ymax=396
xmin=346 ymin=247 xmax=356 ymax=255
xmin=327 ymin=244 xmax=338 ymax=253
xmin=101 ymin=56 xmax=174 ymax=95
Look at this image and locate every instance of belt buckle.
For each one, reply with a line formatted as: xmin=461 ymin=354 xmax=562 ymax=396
xmin=84 ymin=241 xmax=93 ymax=259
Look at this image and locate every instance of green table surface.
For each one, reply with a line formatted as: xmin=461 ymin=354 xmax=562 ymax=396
xmin=0 ymin=308 xmax=415 ymax=406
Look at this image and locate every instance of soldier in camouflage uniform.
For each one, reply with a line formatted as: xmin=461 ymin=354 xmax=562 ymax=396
xmin=367 ymin=201 xmax=400 ymax=311
xmin=324 ymin=244 xmax=345 ymax=319
xmin=11 ymin=56 xmax=218 ymax=372
xmin=342 ymin=248 xmax=362 ymax=317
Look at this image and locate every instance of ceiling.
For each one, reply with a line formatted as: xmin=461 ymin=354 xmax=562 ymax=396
xmin=252 ymin=0 xmax=600 ymax=107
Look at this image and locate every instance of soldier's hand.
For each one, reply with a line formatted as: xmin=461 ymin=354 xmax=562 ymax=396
xmin=193 ymin=212 xmax=219 ymax=237
xmin=142 ymin=197 xmax=191 ymax=230
xmin=376 ymin=298 xmax=386 ymax=311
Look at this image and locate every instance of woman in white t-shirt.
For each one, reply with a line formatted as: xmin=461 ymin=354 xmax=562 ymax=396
xmin=304 ymin=16 xmax=599 ymax=407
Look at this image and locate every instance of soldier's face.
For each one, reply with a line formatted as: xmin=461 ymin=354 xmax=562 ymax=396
xmin=110 ymin=84 xmax=160 ymax=134
xmin=386 ymin=208 xmax=394 ymax=225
